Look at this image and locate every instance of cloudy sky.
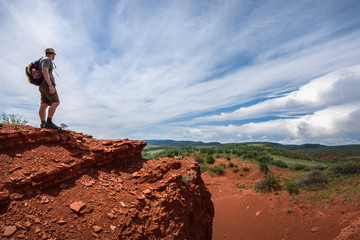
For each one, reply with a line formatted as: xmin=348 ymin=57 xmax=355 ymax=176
xmin=1 ymin=0 xmax=360 ymax=145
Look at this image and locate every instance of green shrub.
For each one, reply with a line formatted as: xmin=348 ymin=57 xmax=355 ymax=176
xmin=254 ymin=180 xmax=269 ymax=193
xmin=259 ymin=161 xmax=269 ymax=173
xmin=209 ymin=163 xmax=226 ymax=175
xmin=296 ymin=170 xmax=328 ymax=191
xmin=292 ymin=164 xmax=311 ymax=171
xmin=311 ymin=165 xmax=326 ymax=171
xmin=194 ymin=154 xmax=204 ymax=164
xmin=233 ymin=168 xmax=239 ymax=173
xmin=271 ymin=160 xmax=288 ymax=168
xmin=227 ymin=161 xmax=237 ymax=168
xmin=243 ymin=167 xmax=251 ymax=172
xmin=206 ymin=154 xmax=215 ymax=164
xmin=254 ymin=171 xmax=281 ymax=193
xmin=329 ymin=162 xmax=360 ymax=175
xmin=236 ymin=183 xmax=247 ymax=190
xmin=284 ymin=179 xmax=299 ymax=195
xmin=1 ymin=112 xmax=28 ymax=125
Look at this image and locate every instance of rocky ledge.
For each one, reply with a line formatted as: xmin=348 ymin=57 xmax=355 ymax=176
xmin=0 ymin=124 xmax=214 ymax=239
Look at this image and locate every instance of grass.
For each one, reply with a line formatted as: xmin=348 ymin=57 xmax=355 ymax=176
xmin=270 ymin=155 xmax=324 ymax=167
xmin=236 ymin=183 xmax=247 ymax=191
xmin=308 ymin=174 xmax=360 ymax=204
xmin=141 ymin=143 xmax=360 ymax=204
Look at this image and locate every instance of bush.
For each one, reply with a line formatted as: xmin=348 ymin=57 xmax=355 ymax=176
xmin=259 ymin=161 xmax=269 ymax=173
xmin=209 ymin=163 xmax=226 ymax=175
xmin=194 ymin=154 xmax=204 ymax=164
xmin=292 ymin=164 xmax=311 ymax=171
xmin=271 ymin=160 xmax=288 ymax=168
xmin=329 ymin=162 xmax=360 ymax=175
xmin=233 ymin=168 xmax=239 ymax=173
xmin=311 ymin=165 xmax=326 ymax=171
xmin=284 ymin=179 xmax=299 ymax=195
xmin=206 ymin=154 xmax=215 ymax=164
xmin=242 ymin=167 xmax=251 ymax=172
xmin=227 ymin=161 xmax=237 ymax=168
xmin=253 ymin=180 xmax=268 ymax=193
xmin=1 ymin=112 xmax=28 ymax=125
xmin=296 ymin=170 xmax=328 ymax=191
xmin=254 ymin=171 xmax=281 ymax=193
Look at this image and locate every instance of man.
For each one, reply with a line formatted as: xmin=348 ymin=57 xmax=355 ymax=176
xmin=38 ymin=48 xmax=60 ymax=129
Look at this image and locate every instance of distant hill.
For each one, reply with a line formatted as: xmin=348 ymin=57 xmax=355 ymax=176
xmin=144 ymin=140 xmax=360 ymax=154
xmin=144 ymin=139 xmax=222 ymax=147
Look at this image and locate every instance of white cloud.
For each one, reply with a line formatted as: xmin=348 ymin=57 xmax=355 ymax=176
xmin=0 ymin=0 xmax=359 ymax=144
xmin=180 ymin=103 xmax=360 ymax=145
xmin=193 ymin=65 xmax=360 ymax=122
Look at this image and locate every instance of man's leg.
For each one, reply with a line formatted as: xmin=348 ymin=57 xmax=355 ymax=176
xmin=39 ymin=103 xmax=49 ymax=121
xmin=47 ymin=101 xmax=60 ymax=119
xmin=45 ymin=101 xmax=61 ymax=129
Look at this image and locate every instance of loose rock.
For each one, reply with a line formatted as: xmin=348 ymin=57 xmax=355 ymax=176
xmin=92 ymin=225 xmax=102 ymax=233
xmin=311 ymin=227 xmax=319 ymax=233
xmin=3 ymin=225 xmax=17 ymax=237
xmin=70 ymin=201 xmax=85 ymax=212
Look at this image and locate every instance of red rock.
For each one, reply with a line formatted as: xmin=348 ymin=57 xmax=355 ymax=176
xmin=3 ymin=225 xmax=17 ymax=237
xmin=35 ymin=226 xmax=41 ymax=233
xmin=132 ymin=172 xmax=140 ymax=178
xmin=83 ymin=180 xmax=95 ymax=187
xmin=92 ymin=225 xmax=102 ymax=233
xmin=137 ymin=195 xmax=145 ymax=200
xmin=24 ymin=220 xmax=32 ymax=228
xmin=70 ymin=201 xmax=85 ymax=212
xmin=311 ymin=227 xmax=319 ymax=233
xmin=58 ymin=218 xmax=67 ymax=225
xmin=143 ymin=189 xmax=151 ymax=195
xmin=107 ymin=212 xmax=116 ymax=219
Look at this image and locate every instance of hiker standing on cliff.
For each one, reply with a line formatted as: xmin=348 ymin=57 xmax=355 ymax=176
xmin=38 ymin=48 xmax=60 ymax=129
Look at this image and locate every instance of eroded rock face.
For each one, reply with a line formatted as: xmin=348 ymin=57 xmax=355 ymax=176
xmin=0 ymin=124 xmax=214 ymax=239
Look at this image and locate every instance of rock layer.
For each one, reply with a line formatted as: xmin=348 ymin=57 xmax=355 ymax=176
xmin=0 ymin=124 xmax=214 ymax=239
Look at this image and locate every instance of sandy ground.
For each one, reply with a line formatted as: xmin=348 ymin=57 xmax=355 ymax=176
xmin=202 ymin=158 xmax=360 ymax=240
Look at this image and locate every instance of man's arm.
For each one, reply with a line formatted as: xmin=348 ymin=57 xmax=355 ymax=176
xmin=42 ymin=67 xmax=55 ymax=94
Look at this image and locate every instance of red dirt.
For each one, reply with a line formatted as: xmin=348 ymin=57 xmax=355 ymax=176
xmin=0 ymin=124 xmax=213 ymax=239
xmin=203 ymin=158 xmax=360 ymax=240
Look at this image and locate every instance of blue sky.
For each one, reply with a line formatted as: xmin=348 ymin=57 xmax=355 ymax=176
xmin=1 ymin=0 xmax=360 ymax=145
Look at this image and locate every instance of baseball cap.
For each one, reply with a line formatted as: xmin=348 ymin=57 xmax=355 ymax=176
xmin=45 ymin=48 xmax=56 ymax=55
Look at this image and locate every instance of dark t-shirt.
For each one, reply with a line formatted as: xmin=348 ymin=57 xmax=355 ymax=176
xmin=39 ymin=57 xmax=55 ymax=84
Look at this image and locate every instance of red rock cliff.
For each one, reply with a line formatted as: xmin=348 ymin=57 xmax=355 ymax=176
xmin=0 ymin=124 xmax=214 ymax=239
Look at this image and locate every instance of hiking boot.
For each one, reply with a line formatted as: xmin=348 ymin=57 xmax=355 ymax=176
xmin=45 ymin=122 xmax=61 ymax=130
xmin=40 ymin=123 xmax=46 ymax=128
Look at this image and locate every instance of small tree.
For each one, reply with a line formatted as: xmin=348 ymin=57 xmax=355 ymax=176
xmin=1 ymin=112 xmax=28 ymax=125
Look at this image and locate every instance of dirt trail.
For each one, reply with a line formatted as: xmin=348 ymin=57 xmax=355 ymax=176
xmin=202 ymin=159 xmax=360 ymax=240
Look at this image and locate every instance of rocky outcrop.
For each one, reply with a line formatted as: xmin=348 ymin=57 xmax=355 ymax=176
xmin=0 ymin=124 xmax=214 ymax=239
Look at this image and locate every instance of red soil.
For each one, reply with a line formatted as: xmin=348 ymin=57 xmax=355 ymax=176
xmin=203 ymin=158 xmax=360 ymax=240
xmin=0 ymin=124 xmax=213 ymax=239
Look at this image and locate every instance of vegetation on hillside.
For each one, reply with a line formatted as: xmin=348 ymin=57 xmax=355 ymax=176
xmin=143 ymin=142 xmax=360 ymax=201
xmin=1 ymin=112 xmax=28 ymax=125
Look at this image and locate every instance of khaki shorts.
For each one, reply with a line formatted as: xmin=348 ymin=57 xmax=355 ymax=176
xmin=39 ymin=80 xmax=60 ymax=105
